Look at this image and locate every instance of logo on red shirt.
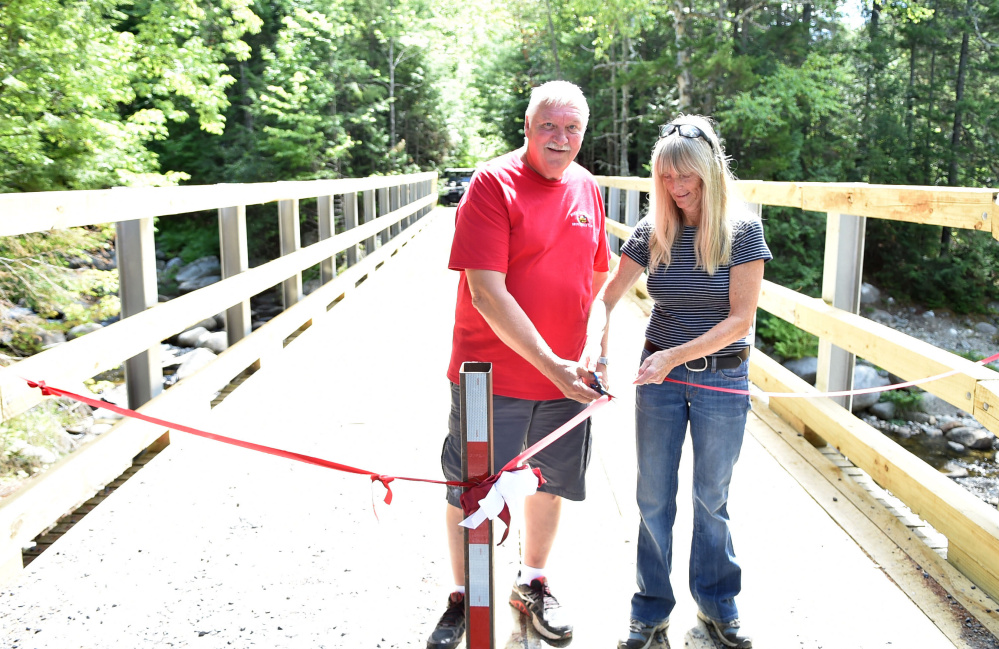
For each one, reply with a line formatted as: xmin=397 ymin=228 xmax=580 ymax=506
xmin=570 ymin=211 xmax=592 ymax=227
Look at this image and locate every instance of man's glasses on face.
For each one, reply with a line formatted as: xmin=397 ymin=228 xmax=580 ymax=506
xmin=659 ymin=122 xmax=716 ymax=152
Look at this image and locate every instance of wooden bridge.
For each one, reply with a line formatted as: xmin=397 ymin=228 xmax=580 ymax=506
xmin=0 ymin=175 xmax=998 ymax=648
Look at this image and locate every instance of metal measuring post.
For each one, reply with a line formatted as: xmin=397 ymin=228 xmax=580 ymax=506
xmin=459 ymin=362 xmax=495 ymax=649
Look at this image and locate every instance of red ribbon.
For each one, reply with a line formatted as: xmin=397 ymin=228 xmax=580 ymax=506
xmin=459 ymin=467 xmax=546 ymax=544
xmin=655 ymin=350 xmax=999 ymax=397
xmin=22 ymin=379 xmax=468 ymax=507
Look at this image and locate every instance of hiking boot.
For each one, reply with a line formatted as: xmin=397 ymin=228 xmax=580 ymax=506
xmin=427 ymin=592 xmax=465 ymax=649
xmin=617 ymin=618 xmax=669 ymax=649
xmin=697 ymin=611 xmax=752 ymax=648
xmin=509 ymin=575 xmax=573 ymax=642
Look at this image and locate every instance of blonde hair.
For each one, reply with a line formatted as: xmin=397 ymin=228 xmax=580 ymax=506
xmin=647 ymin=115 xmax=740 ymax=275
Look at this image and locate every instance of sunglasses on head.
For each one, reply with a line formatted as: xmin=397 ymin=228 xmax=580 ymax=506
xmin=659 ymin=122 xmax=716 ymax=152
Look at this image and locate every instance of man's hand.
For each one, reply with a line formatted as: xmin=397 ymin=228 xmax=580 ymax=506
xmin=547 ymin=361 xmax=604 ymax=404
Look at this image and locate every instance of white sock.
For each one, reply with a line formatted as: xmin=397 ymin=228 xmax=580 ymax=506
xmin=453 ymin=585 xmax=465 ymax=595
xmin=518 ymin=564 xmax=545 ymax=585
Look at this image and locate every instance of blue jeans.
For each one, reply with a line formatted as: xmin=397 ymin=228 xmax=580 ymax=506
xmin=630 ymin=348 xmax=751 ymax=626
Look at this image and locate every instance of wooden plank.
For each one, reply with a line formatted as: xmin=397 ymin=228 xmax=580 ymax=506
xmin=737 ymin=180 xmax=802 ymax=208
xmin=0 ymin=172 xmax=437 ymax=236
xmin=605 ymin=219 xmax=633 ymax=241
xmin=748 ymin=404 xmax=999 ymax=642
xmin=593 ymin=176 xmax=651 ymax=192
xmin=749 ymin=351 xmax=999 ymax=600
xmin=977 ymin=381 xmax=999 ymax=434
xmin=758 ymin=279 xmax=999 ymax=428
xmin=0 ymin=195 xmax=438 ymax=423
xmin=799 ymin=183 xmax=997 ymax=231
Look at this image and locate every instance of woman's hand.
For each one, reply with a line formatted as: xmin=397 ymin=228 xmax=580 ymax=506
xmin=634 ymin=350 xmax=679 ymax=385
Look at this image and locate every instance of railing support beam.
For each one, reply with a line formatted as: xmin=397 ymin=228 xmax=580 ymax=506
xmin=116 ymin=217 xmax=163 ymax=413
xmin=219 ymin=205 xmax=251 ymax=347
xmin=278 ymin=199 xmax=303 ymax=309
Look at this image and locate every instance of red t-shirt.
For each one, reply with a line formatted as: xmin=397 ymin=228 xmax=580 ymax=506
xmin=447 ymin=151 xmax=610 ymax=400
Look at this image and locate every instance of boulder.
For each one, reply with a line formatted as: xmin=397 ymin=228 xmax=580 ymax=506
xmin=974 ymin=321 xmax=997 ymax=336
xmin=783 ymin=357 xmax=818 ymax=384
xmin=176 ymin=326 xmax=210 ymax=348
xmin=851 ymin=365 xmax=891 ymax=412
xmin=200 ymin=331 xmax=229 ymax=354
xmin=67 ymin=322 xmax=104 ymax=340
xmin=946 ymin=426 xmax=995 ymax=450
xmin=860 ymin=283 xmax=881 ymax=305
xmin=175 ymin=347 xmax=217 ymax=380
xmin=868 ymin=401 xmax=896 ymax=420
xmin=177 ymin=275 xmax=221 ymax=293
xmin=174 ymin=256 xmax=221 ymax=284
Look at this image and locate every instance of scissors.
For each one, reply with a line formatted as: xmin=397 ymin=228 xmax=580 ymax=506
xmin=588 ymin=371 xmax=615 ymax=399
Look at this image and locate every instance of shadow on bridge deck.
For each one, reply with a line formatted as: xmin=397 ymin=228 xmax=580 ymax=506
xmin=0 ymin=209 xmax=968 ymax=648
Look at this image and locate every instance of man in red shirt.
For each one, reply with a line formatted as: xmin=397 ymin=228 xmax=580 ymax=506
xmin=427 ymin=80 xmax=611 ymax=649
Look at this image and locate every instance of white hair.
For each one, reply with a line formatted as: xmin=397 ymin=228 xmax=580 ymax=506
xmin=525 ymin=80 xmax=590 ymax=129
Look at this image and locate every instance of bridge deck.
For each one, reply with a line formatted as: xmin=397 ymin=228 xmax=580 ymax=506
xmin=0 ymin=210 xmax=965 ymax=648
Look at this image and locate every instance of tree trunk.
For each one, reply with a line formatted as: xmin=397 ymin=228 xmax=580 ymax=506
xmin=923 ymin=47 xmax=937 ymax=184
xmin=544 ymin=0 xmax=562 ymax=79
xmin=906 ymin=40 xmax=917 ymax=144
xmin=389 ymin=37 xmax=397 ymax=149
xmin=610 ymin=38 xmax=619 ymax=173
xmin=942 ymin=22 xmax=971 ymax=254
xmin=675 ymin=0 xmax=692 ymax=112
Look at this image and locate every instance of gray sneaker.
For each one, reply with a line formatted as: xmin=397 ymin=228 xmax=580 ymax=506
xmin=617 ymin=618 xmax=669 ymax=649
xmin=697 ymin=611 xmax=752 ymax=648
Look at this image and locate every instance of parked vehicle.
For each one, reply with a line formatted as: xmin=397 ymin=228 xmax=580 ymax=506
xmin=440 ymin=167 xmax=475 ymax=206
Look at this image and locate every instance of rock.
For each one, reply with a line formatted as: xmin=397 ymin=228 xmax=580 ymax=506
xmin=975 ymin=322 xmax=998 ymax=336
xmin=869 ymin=401 xmax=896 ymax=420
xmin=177 ymin=275 xmax=221 ymax=293
xmin=39 ymin=330 xmax=67 ymax=349
xmin=304 ymin=278 xmax=322 ymax=295
xmin=852 ymin=365 xmax=891 ymax=412
xmin=918 ymin=393 xmax=973 ymax=418
xmin=90 ymin=423 xmax=114 ymax=435
xmin=948 ymin=441 xmax=966 ymax=453
xmin=175 ymin=256 xmax=221 ymax=284
xmin=923 ymin=310 xmax=935 ymax=319
xmin=860 ymin=283 xmax=881 ymax=305
xmin=783 ymin=357 xmax=818 ymax=384
xmin=163 ymin=257 xmax=184 ymax=275
xmin=946 ymin=426 xmax=995 ymax=450
xmin=939 ymin=419 xmax=965 ymax=433
xmin=199 ymin=331 xmax=228 ymax=354
xmin=67 ymin=322 xmax=104 ymax=340
xmin=19 ymin=444 xmax=58 ymax=464
xmin=940 ymin=461 xmax=969 ymax=478
xmin=191 ymin=317 xmax=220 ymax=332
xmin=156 ymin=259 xmax=166 ymax=271
xmin=904 ymin=411 xmax=935 ymax=425
xmin=176 ymin=327 xmax=210 ymax=348
xmin=868 ymin=309 xmax=893 ymax=325
xmin=175 ymin=347 xmax=217 ymax=380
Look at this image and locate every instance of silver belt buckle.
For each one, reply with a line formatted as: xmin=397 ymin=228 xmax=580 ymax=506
xmin=684 ymin=357 xmax=708 ymax=372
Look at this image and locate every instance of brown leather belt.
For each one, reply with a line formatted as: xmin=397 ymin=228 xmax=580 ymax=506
xmin=643 ymin=339 xmax=750 ymax=372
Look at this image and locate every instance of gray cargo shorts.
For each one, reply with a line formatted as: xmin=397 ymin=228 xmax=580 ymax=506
xmin=441 ymin=382 xmax=593 ymax=507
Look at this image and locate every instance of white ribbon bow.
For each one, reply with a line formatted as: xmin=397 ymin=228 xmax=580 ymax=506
xmin=458 ymin=466 xmax=540 ymax=529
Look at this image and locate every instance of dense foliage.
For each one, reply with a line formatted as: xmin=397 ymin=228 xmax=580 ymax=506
xmin=1 ymin=0 xmax=997 ymax=309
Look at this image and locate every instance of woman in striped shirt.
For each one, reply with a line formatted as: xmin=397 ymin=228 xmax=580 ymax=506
xmin=586 ymin=115 xmax=771 ymax=649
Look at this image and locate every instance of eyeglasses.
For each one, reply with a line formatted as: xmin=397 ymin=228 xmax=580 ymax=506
xmin=659 ymin=122 xmax=716 ymax=151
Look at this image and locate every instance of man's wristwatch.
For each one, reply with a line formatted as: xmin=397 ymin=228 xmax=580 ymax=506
xmin=597 ymin=356 xmax=610 ymax=366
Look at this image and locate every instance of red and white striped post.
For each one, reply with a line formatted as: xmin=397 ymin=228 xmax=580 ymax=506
xmin=459 ymin=362 xmax=495 ymax=649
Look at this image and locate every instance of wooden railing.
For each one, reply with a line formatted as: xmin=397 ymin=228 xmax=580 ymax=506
xmin=596 ymin=175 xmax=999 ymax=602
xmin=0 ymin=172 xmax=438 ymax=582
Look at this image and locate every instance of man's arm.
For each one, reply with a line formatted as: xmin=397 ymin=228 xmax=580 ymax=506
xmin=465 ymin=268 xmax=601 ymax=403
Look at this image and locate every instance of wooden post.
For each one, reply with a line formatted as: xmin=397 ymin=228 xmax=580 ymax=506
xmin=390 ymin=185 xmax=401 ymax=238
xmin=362 ymin=189 xmax=376 ymax=254
xmin=218 ymin=206 xmax=251 ymax=347
xmin=318 ymin=195 xmax=337 ymax=284
xmin=625 ymin=188 xmax=640 ymax=232
xmin=608 ymin=187 xmax=622 ymax=252
xmin=116 ymin=218 xmax=163 ymax=412
xmin=817 ymin=212 xmax=867 ymax=412
xmin=459 ymin=361 xmax=495 ymax=649
xmin=343 ymin=192 xmax=359 ymax=266
xmin=378 ymin=187 xmax=391 ymax=245
xmin=278 ymin=199 xmax=302 ymax=310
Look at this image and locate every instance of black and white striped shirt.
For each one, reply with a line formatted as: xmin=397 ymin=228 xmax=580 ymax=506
xmin=621 ymin=215 xmax=772 ymax=355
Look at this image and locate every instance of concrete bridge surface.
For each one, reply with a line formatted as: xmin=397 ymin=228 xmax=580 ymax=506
xmin=0 ymin=209 xmax=961 ymax=648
